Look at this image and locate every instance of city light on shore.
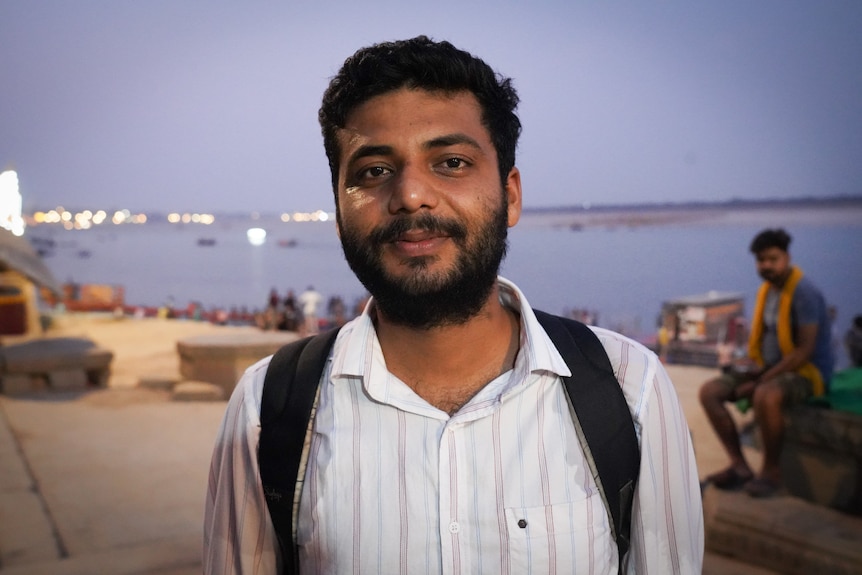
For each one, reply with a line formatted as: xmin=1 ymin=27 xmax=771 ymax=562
xmin=0 ymin=170 xmax=25 ymax=236
xmin=22 ymin=202 xmax=335 ymax=231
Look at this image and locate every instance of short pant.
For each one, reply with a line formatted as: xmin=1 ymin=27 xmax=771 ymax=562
xmin=716 ymin=370 xmax=814 ymax=407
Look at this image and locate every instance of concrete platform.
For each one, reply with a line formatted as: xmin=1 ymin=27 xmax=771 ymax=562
xmin=0 ymin=337 xmax=113 ymax=394
xmin=176 ymin=331 xmax=299 ymax=396
xmin=704 ymin=485 xmax=862 ymax=574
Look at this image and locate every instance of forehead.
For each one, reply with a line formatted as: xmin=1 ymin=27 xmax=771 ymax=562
xmin=337 ymin=88 xmax=491 ymax=153
xmin=756 ymin=247 xmax=787 ymax=260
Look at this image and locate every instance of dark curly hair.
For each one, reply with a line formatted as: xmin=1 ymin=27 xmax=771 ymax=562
xmin=318 ymin=36 xmax=521 ymax=196
xmin=750 ymin=228 xmax=792 ymax=254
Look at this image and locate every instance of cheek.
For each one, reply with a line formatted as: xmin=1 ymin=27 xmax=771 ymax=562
xmin=340 ymin=186 xmax=379 ymax=213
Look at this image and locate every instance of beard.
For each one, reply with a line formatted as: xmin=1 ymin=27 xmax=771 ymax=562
xmin=338 ymin=198 xmax=509 ymax=329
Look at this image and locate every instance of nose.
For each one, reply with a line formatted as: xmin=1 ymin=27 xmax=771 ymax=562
xmin=388 ymin=163 xmax=438 ymax=214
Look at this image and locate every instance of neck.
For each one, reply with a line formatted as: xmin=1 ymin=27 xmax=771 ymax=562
xmin=373 ymin=286 xmax=520 ymax=414
xmin=770 ymin=266 xmax=794 ymax=289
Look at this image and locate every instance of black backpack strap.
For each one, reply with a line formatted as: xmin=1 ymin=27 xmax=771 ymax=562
xmin=534 ymin=310 xmax=641 ymax=569
xmin=259 ymin=328 xmax=340 ymax=575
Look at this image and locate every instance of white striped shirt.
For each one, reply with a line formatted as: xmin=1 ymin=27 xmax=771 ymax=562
xmin=204 ymin=278 xmax=703 ymax=574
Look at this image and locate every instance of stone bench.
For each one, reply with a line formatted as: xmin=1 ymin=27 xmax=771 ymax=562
xmin=704 ymin=486 xmax=862 ymax=574
xmin=176 ymin=331 xmax=300 ymax=397
xmin=780 ymin=406 xmax=862 ymax=515
xmin=0 ymin=337 xmax=114 ymax=394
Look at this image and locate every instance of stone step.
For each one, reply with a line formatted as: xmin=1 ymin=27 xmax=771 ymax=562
xmin=704 ymin=485 xmax=862 ymax=574
xmin=0 ymin=534 xmax=200 ymax=575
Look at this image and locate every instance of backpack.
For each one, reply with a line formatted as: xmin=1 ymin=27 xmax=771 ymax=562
xmin=259 ymin=310 xmax=640 ymax=574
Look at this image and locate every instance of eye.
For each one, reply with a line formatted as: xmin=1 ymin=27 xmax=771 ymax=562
xmin=364 ymin=166 xmax=390 ymax=178
xmin=444 ymin=158 xmax=466 ymax=169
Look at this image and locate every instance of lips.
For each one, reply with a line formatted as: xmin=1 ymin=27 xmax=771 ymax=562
xmin=395 ymin=228 xmax=446 ymax=243
xmin=392 ymin=229 xmax=448 ymax=256
xmin=371 ymin=214 xmax=467 ymax=248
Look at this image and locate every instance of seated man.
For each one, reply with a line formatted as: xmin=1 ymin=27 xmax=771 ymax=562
xmin=845 ymin=314 xmax=862 ymax=367
xmin=699 ymin=228 xmax=833 ymax=497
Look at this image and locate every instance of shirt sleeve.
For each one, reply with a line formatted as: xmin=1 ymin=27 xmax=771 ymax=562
xmin=628 ymin=359 xmax=704 ymax=573
xmin=792 ymin=278 xmax=824 ymax=327
xmin=203 ymin=358 xmax=281 ymax=575
xmin=595 ymin=330 xmax=704 ymax=574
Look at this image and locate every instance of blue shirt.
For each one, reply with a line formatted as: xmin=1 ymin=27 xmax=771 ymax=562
xmin=792 ymin=275 xmax=834 ymax=387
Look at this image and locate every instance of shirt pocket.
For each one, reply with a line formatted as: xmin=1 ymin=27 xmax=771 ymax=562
xmin=504 ymin=495 xmax=615 ymax=574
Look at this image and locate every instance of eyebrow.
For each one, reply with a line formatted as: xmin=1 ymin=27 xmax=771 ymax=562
xmin=424 ymin=133 xmax=483 ymax=151
xmin=346 ymin=144 xmax=393 ymax=166
xmin=345 ymin=133 xmax=484 ymax=166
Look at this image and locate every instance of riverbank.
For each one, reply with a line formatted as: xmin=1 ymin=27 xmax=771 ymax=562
xmin=519 ymin=196 xmax=862 ymax=230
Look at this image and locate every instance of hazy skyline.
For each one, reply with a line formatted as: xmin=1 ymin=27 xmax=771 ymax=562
xmin=2 ymin=1 xmax=860 ymax=214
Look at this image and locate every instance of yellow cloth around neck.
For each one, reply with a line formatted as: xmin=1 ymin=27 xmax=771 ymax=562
xmin=747 ymin=266 xmax=825 ymax=396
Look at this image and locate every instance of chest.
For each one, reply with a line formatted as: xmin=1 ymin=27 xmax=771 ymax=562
xmin=296 ymin=375 xmax=616 ymax=574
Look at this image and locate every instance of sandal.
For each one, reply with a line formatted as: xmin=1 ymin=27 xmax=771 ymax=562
xmin=705 ymin=467 xmax=753 ymax=491
xmin=744 ymin=477 xmax=780 ymax=498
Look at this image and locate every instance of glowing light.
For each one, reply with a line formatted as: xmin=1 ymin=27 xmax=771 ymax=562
xmin=0 ymin=170 xmax=25 ymax=236
xmin=280 ymin=213 xmax=291 ymax=222
xmin=246 ymin=227 xmax=266 ymax=246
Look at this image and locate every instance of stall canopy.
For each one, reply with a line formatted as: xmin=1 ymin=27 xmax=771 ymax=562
xmin=0 ymin=228 xmax=60 ymax=295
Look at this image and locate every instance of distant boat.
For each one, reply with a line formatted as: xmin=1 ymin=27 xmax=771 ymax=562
xmin=277 ymin=238 xmax=298 ymax=248
xmin=197 ymin=238 xmax=217 ymax=246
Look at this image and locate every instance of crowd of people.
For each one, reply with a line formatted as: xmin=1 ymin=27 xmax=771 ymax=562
xmin=256 ymin=285 xmax=368 ymax=335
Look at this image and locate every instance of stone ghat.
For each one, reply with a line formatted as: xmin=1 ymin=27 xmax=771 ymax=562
xmin=176 ymin=331 xmax=300 ymax=397
xmin=0 ymin=337 xmax=113 ymax=394
xmin=704 ymin=486 xmax=862 ymax=574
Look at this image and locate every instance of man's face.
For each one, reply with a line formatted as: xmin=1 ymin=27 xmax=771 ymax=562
xmin=334 ymin=88 xmax=522 ymax=328
xmin=755 ymin=247 xmax=791 ymax=285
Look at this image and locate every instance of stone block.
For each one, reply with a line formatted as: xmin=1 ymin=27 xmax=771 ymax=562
xmin=0 ymin=373 xmax=48 ymax=395
xmin=176 ymin=331 xmax=298 ymax=396
xmin=0 ymin=337 xmax=113 ymax=393
xmin=172 ymin=380 xmax=224 ymax=402
xmin=781 ymin=407 xmax=862 ymax=515
xmin=47 ymin=368 xmax=88 ymax=390
xmin=704 ymin=486 xmax=862 ymax=574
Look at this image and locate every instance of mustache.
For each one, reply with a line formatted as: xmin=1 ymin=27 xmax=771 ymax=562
xmin=369 ymin=214 xmax=468 ymax=245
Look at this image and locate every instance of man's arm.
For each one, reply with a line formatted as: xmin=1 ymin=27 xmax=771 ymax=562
xmin=203 ymin=360 xmax=280 ymax=575
xmin=626 ymin=355 xmax=704 ymax=573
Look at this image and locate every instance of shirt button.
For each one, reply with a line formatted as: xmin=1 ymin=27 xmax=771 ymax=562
xmin=518 ymin=519 xmax=528 ymax=529
xmin=448 ymin=521 xmax=460 ymax=534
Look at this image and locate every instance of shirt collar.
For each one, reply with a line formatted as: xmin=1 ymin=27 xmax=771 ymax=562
xmin=330 ymin=276 xmax=572 ymax=381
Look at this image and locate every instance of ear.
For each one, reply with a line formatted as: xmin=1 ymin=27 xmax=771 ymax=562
xmin=505 ymin=167 xmax=522 ymax=227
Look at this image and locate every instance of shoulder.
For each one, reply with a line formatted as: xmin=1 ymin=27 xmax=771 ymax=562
xmin=225 ymin=354 xmax=273 ymax=426
xmin=791 ymin=275 xmax=827 ymax=319
xmin=590 ymin=326 xmax=660 ymax=378
xmin=793 ymin=275 xmax=825 ymax=301
xmin=589 ymin=326 xmax=665 ymax=425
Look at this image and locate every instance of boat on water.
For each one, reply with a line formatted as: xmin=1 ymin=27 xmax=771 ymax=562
xmin=277 ymin=238 xmax=298 ymax=248
xmin=657 ymin=291 xmax=746 ymax=367
xmin=197 ymin=238 xmax=216 ymax=246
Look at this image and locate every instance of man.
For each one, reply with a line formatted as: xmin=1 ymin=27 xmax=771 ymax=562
xmin=297 ymin=285 xmax=323 ymax=334
xmin=205 ymin=36 xmax=702 ymax=574
xmin=700 ymin=228 xmax=833 ymax=498
xmin=845 ymin=314 xmax=862 ymax=367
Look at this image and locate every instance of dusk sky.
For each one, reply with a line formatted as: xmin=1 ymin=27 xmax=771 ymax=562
xmin=2 ymin=1 xmax=860 ymax=214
